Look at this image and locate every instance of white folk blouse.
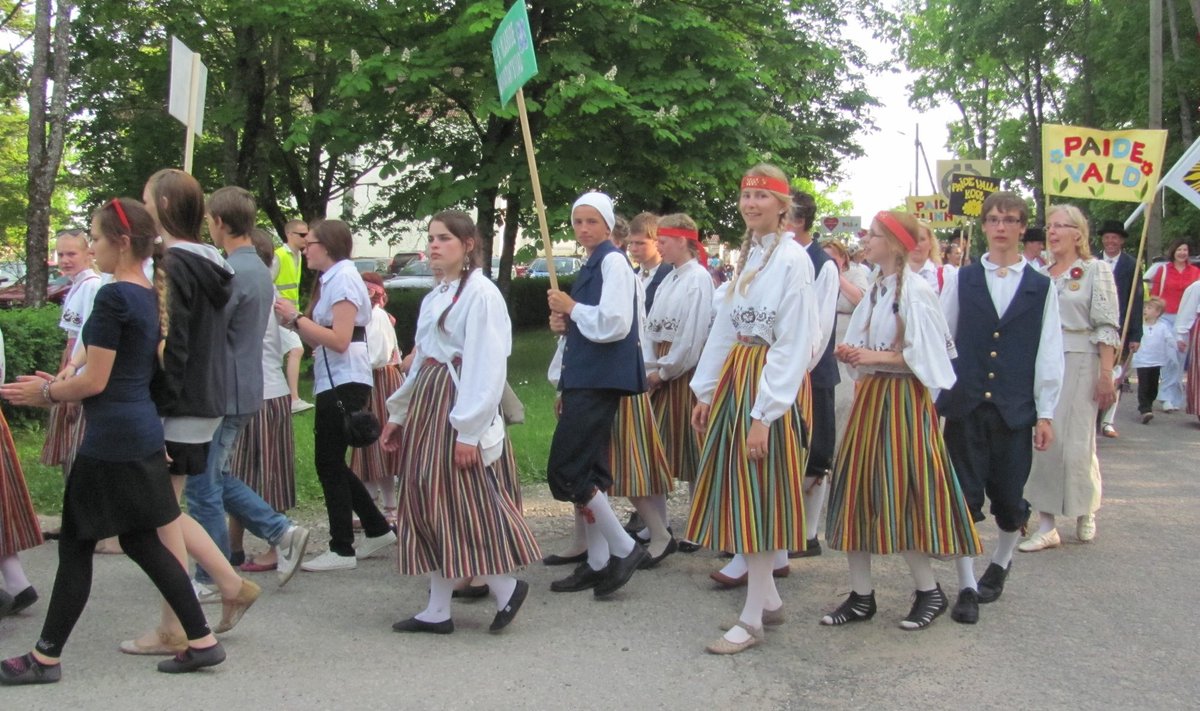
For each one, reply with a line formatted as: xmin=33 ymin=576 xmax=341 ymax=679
xmin=643 ymin=259 xmax=714 ymax=382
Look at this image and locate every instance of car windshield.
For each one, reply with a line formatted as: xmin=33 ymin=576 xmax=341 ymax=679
xmin=399 ymin=261 xmax=432 ymax=276
xmin=530 ymin=257 xmax=575 ymax=272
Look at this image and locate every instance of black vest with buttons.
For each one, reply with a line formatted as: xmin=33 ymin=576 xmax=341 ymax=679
xmin=560 ymin=240 xmax=647 ymax=394
xmin=936 ymin=263 xmax=1050 ymax=429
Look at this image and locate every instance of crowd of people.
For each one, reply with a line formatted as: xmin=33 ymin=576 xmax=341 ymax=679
xmin=0 ymin=162 xmax=1195 ymax=684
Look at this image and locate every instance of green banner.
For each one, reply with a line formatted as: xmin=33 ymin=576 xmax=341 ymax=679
xmin=492 ymin=2 xmax=538 ymax=107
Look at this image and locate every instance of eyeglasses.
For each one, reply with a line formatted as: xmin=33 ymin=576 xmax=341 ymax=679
xmin=984 ymin=216 xmax=1023 ymax=226
xmin=1048 ymin=222 xmax=1078 ymax=231
xmin=302 ymin=239 xmax=320 ymax=250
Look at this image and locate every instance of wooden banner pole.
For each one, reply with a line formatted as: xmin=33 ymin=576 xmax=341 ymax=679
xmin=183 ymin=53 xmax=201 ymax=174
xmin=1118 ymin=194 xmax=1156 ymax=362
xmin=514 ymin=88 xmax=557 ymax=291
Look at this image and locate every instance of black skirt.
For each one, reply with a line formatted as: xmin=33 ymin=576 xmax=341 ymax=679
xmin=61 ymin=451 xmax=181 ymax=540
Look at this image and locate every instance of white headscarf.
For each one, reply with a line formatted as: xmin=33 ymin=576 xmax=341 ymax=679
xmin=571 ymin=192 xmax=615 ymax=231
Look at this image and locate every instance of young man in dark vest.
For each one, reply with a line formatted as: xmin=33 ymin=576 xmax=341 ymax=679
xmin=937 ymin=192 xmax=1064 ymax=624
xmin=627 ymin=213 xmax=671 ymax=312
xmin=1096 ymin=219 xmax=1143 ymax=438
xmin=545 ymin=192 xmax=650 ymax=597
xmin=787 ymin=190 xmax=838 ymax=555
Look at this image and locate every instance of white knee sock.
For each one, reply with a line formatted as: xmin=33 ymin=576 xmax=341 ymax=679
xmin=381 ymin=477 xmax=398 ymax=510
xmin=0 ymin=555 xmax=30 ymax=592
xmin=956 ymin=556 xmax=978 ymax=591
xmin=773 ymin=549 xmax=788 ymax=568
xmin=725 ymin=551 xmax=776 ymax=643
xmin=654 ymin=494 xmax=669 ymax=528
xmin=719 ymin=553 xmax=748 ymax=579
xmin=477 ymin=574 xmax=517 ymax=610
xmin=847 ymin=551 xmax=872 ymax=595
xmin=584 ymin=491 xmax=635 ymax=558
xmin=563 ymin=510 xmax=587 ymax=555
xmin=630 ymin=497 xmax=670 ymax=556
xmin=902 ymin=551 xmax=937 ymax=591
xmin=584 ymin=517 xmax=610 ymax=571
xmin=1036 ymin=512 xmax=1056 ymax=535
xmin=803 ymin=477 xmax=828 ymax=540
xmin=993 ymin=530 xmax=1020 ymax=568
xmin=418 ymin=569 xmax=460 ymax=623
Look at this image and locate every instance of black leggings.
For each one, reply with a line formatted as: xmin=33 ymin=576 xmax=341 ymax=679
xmin=35 ymin=528 xmax=210 ymax=658
xmin=314 ymin=383 xmax=389 ymax=556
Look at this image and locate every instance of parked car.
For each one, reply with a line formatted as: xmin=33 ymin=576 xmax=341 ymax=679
xmin=389 ymin=252 xmax=424 ymax=274
xmin=383 ymin=260 xmax=436 ymax=290
xmin=0 ymin=267 xmax=71 ymax=308
xmin=353 ymin=257 xmax=388 ymax=274
xmin=527 ymin=257 xmax=582 ymax=279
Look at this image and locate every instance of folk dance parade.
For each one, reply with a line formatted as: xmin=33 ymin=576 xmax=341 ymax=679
xmin=0 ymin=161 xmax=1172 ymax=687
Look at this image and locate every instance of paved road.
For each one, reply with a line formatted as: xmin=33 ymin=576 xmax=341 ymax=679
xmin=1 ymin=392 xmax=1197 ymax=709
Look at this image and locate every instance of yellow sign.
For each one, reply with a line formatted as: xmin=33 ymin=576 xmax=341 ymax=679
xmin=936 ymin=159 xmax=992 ymax=196
xmin=1042 ymin=124 xmax=1168 ymax=203
xmin=905 ymin=195 xmax=957 ymax=228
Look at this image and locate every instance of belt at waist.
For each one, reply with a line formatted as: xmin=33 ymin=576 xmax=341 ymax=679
xmin=736 ymin=335 xmax=770 ymax=346
xmin=351 ymin=326 xmax=366 ymax=342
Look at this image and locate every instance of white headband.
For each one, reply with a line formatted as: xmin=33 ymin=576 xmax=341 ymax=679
xmin=571 ymin=192 xmax=615 ymax=231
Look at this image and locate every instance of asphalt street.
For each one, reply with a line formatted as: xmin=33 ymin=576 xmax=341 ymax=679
xmin=0 ymin=389 xmax=1196 ymax=710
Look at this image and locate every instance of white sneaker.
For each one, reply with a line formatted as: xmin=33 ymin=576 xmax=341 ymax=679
xmin=291 ymin=399 xmax=315 ymax=414
xmin=276 ymin=525 xmax=311 ymax=587
xmin=1163 ymin=403 xmax=1180 ymax=413
xmin=192 ymin=580 xmax=221 ymax=604
xmin=1076 ymin=514 xmax=1096 ymax=542
xmin=1017 ymin=528 xmax=1061 ymax=552
xmin=355 ymin=530 xmax=397 ymax=559
xmin=301 ymin=550 xmax=357 ymax=572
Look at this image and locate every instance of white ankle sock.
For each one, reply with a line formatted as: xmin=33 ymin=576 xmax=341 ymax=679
xmin=478 ymin=574 xmax=517 ymax=610
xmin=803 ymin=477 xmax=828 ymax=539
xmin=0 ymin=555 xmax=31 ymax=592
xmin=993 ymin=530 xmax=1020 ymax=568
xmin=956 ymin=557 xmax=977 ymax=591
xmin=902 ymin=551 xmax=937 ymax=591
xmin=719 ymin=553 xmax=748 ymax=579
xmin=584 ymin=491 xmax=635 ymax=558
xmin=418 ymin=570 xmax=459 ymax=623
xmin=847 ymin=551 xmax=872 ymax=595
xmin=584 ymin=518 xmax=610 ymax=571
xmin=1036 ymin=512 xmax=1056 ymax=535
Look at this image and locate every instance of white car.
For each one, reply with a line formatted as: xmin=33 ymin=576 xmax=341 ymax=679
xmin=527 ymin=257 xmax=582 ymax=278
xmin=383 ymin=260 xmax=436 ymax=290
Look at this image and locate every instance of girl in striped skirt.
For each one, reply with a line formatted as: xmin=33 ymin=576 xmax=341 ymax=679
xmin=229 ymin=229 xmax=298 ymax=572
xmin=352 ymin=272 xmax=404 ymax=524
xmin=644 ymin=213 xmax=714 ymax=555
xmin=0 ymin=325 xmax=43 ymax=617
xmin=822 ymin=211 xmax=980 ymax=631
xmin=382 ymin=210 xmax=539 ymax=635
xmin=41 ymin=230 xmax=100 ymax=478
xmin=686 ymin=164 xmax=821 ymax=654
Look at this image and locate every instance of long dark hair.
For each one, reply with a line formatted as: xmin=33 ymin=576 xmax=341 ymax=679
xmin=145 ymin=169 xmax=205 ymax=242
xmin=430 ymin=210 xmax=482 ymax=331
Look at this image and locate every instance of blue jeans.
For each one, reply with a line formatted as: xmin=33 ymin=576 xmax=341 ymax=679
xmin=186 ymin=413 xmax=291 ymax=584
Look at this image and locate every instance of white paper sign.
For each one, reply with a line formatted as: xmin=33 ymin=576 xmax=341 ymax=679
xmin=169 ymin=37 xmax=208 ymax=136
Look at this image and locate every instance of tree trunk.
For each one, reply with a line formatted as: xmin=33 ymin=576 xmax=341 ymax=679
xmin=1165 ymin=0 xmax=1195 ymax=145
xmin=1149 ymin=0 xmax=1165 ymax=258
xmin=476 ymin=183 xmax=497 ymax=274
xmin=24 ymin=0 xmax=71 ymax=308
xmin=500 ymin=192 xmax=522 ymax=300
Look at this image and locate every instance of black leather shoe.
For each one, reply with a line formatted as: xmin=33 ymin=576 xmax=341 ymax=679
xmin=622 ymin=511 xmax=644 ymax=537
xmin=542 ymin=551 xmax=588 ymax=566
xmin=391 ymin=616 xmax=454 ymax=634
xmin=638 ymin=538 xmax=678 ymax=570
xmin=489 ymin=580 xmax=529 ymax=632
xmin=594 ymin=545 xmax=649 ymax=598
xmin=951 ymin=587 xmax=979 ymax=624
xmin=677 ymin=540 xmax=702 ymax=553
xmin=977 ymin=561 xmax=1012 ymax=604
xmin=788 ymin=537 xmax=822 ymax=559
xmin=0 ymin=590 xmax=12 ymax=618
xmin=156 ymin=643 xmax=227 ymax=673
xmin=452 ymin=583 xmax=490 ymax=600
xmin=550 ymin=562 xmax=606 ymax=592
xmin=7 ymin=587 xmax=37 ymax=616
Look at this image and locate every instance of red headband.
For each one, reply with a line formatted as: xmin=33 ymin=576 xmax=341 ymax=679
xmin=741 ymin=175 xmax=790 ymax=195
xmin=874 ymin=211 xmax=917 ymax=252
xmin=657 ymin=226 xmax=708 ymax=267
xmin=109 ymin=198 xmax=131 ymax=231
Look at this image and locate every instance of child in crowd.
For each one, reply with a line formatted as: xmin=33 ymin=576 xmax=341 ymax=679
xmin=1132 ymin=297 xmax=1174 ymax=423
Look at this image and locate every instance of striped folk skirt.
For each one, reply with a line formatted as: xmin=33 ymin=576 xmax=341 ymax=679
xmin=649 ymin=342 xmax=701 ymax=483
xmin=492 ymin=430 xmax=523 ymax=507
xmin=685 ymin=343 xmax=808 ymax=554
xmin=1187 ymin=323 xmax=1200 ymax=416
xmin=394 ymin=361 xmax=540 ymax=578
xmin=608 ymin=392 xmax=674 ymax=498
xmin=40 ymin=402 xmax=85 ymax=470
xmin=825 ymin=374 xmax=980 ymax=556
xmin=229 ymin=395 xmax=296 ymax=512
xmin=351 ymin=364 xmax=405 ymax=484
xmin=798 ymin=371 xmax=814 ymax=433
xmin=1 ymin=408 xmax=44 ymax=557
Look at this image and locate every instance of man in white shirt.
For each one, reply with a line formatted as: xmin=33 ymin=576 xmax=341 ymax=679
xmin=937 ymin=192 xmax=1063 ymax=625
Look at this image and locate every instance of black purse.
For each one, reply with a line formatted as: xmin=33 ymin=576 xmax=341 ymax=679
xmin=322 ymin=348 xmax=380 ymax=448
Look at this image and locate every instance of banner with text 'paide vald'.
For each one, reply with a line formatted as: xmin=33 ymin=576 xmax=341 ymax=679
xmin=1042 ymin=124 xmax=1167 ymax=204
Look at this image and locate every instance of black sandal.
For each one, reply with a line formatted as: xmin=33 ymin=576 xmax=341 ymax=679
xmin=820 ymin=591 xmax=876 ymax=626
xmin=900 ymin=584 xmax=948 ymax=630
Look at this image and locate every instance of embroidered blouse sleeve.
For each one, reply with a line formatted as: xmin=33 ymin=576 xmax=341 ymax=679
xmin=569 ymin=253 xmax=635 ymax=343
xmin=656 ymin=275 xmax=713 ymax=381
xmin=752 ymin=260 xmax=816 ymax=424
xmin=1089 ymin=261 xmax=1122 ymax=349
xmin=690 ymin=293 xmax=736 ymax=405
xmin=451 ymin=285 xmax=510 ymax=445
xmin=1034 ymin=286 xmax=1065 ymax=420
